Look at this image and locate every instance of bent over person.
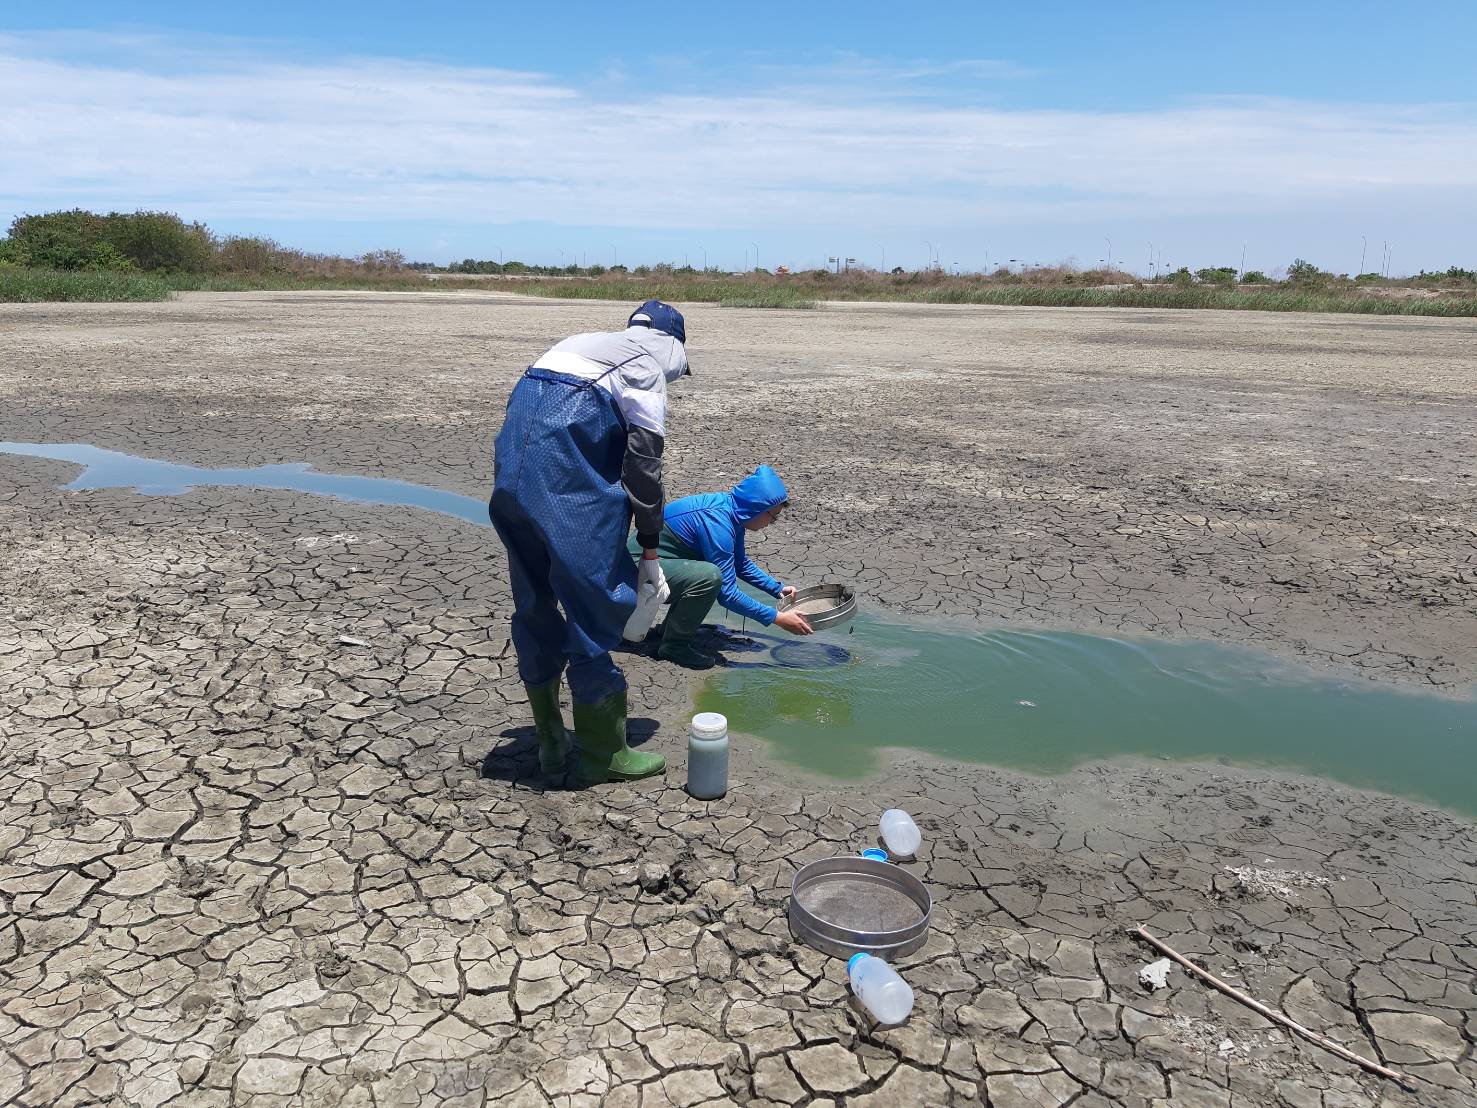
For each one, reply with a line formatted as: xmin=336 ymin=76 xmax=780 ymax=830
xmin=490 ymin=301 xmax=689 ymax=783
xmin=629 ymin=465 xmax=813 ymax=667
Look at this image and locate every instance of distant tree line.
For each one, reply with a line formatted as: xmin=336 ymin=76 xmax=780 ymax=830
xmin=0 ymin=209 xmax=410 ymax=276
xmin=3 ymin=211 xmax=1472 ymax=288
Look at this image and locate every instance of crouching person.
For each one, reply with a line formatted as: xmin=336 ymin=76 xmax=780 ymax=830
xmin=629 ymin=465 xmax=813 ymax=667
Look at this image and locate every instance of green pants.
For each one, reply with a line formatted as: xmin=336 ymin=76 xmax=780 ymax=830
xmin=629 ymin=527 xmax=722 ymax=647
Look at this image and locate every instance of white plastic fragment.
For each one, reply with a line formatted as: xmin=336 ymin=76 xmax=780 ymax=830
xmin=1140 ymin=957 xmax=1174 ymax=991
xmin=338 ymin=635 xmax=369 ymax=646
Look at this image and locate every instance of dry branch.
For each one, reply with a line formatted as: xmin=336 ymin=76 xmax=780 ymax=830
xmin=1128 ymin=926 xmax=1411 ymax=1086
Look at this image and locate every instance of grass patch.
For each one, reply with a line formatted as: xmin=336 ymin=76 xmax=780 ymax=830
xmin=514 ymin=279 xmax=816 ymax=309
xmin=161 ymin=272 xmax=441 ymax=293
xmin=0 ymin=267 xmax=172 ymax=302
xmin=501 ymin=276 xmax=1477 ymax=317
xmin=6 ymin=264 xmax=1473 ymax=317
xmin=880 ymin=285 xmax=1477 ymax=316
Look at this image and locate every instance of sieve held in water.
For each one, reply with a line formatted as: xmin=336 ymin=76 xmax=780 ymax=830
xmin=778 ymin=583 xmax=857 ymax=632
xmin=789 ymin=856 xmax=931 ymax=960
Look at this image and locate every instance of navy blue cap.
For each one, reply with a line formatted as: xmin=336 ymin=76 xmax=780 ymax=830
xmin=628 ymin=300 xmax=686 ymax=345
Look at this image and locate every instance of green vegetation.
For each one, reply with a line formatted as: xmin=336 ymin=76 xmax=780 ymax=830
xmin=515 ymin=278 xmax=816 ymax=309
xmin=0 ymin=209 xmax=430 ymax=302
xmin=2 ymin=209 xmax=1474 ymax=315
xmin=495 ymin=271 xmax=1477 ymax=317
xmin=0 ymin=268 xmax=172 ymax=302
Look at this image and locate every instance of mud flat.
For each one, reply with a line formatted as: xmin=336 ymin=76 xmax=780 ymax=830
xmin=1 ymin=292 xmax=1474 ymax=1106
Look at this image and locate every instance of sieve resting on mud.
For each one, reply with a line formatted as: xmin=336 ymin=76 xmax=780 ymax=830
xmin=779 ymin=583 xmax=857 ymax=632
xmin=789 ymin=856 xmax=932 ymax=959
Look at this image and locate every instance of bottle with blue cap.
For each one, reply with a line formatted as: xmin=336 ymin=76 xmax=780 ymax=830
xmin=846 ymin=953 xmax=914 ymax=1024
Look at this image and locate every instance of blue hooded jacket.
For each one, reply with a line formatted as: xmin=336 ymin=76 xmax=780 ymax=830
xmin=664 ymin=466 xmax=788 ymax=625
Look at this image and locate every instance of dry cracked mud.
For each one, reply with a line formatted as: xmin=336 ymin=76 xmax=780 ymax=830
xmin=1 ymin=292 xmax=1474 ymax=1107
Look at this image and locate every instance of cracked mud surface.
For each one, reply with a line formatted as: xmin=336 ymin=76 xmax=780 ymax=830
xmin=2 ymin=292 xmax=1474 ymax=1106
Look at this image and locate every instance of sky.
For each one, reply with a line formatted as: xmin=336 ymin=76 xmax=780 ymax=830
xmin=2 ymin=1 xmax=1475 ymax=275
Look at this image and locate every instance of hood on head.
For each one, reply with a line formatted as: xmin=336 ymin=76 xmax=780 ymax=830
xmin=731 ymin=465 xmax=788 ymax=522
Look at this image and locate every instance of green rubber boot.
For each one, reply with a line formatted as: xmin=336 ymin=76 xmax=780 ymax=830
xmin=573 ymin=689 xmax=666 ymax=784
xmin=525 ymin=678 xmax=571 ymax=775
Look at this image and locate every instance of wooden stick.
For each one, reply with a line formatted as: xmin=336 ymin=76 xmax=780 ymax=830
xmin=1128 ymin=926 xmax=1411 ymax=1086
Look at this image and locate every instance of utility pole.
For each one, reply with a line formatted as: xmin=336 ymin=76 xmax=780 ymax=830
xmin=924 ymin=241 xmax=933 ymax=272
xmin=1360 ymin=235 xmax=1367 ymax=275
xmin=1239 ymin=243 xmax=1247 ymax=280
xmin=611 ymin=244 xmax=618 ymax=267
xmin=1105 ymin=238 xmax=1113 ymax=270
xmin=751 ymin=242 xmax=759 ymax=272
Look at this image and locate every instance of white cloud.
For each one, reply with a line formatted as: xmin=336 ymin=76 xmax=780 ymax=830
xmin=2 ymin=32 xmax=1475 ymax=234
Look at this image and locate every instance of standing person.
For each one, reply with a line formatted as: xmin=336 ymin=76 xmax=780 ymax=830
xmin=490 ymin=301 xmax=689 ymax=783
xmin=628 ymin=465 xmax=813 ymax=668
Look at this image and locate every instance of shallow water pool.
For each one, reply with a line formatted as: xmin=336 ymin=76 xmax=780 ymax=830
xmin=697 ymin=610 xmax=1477 ymax=819
xmin=0 ymin=442 xmax=490 ymax=526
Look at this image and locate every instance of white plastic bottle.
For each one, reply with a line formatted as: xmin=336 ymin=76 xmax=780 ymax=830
xmin=686 ymin=712 xmax=729 ymax=799
xmin=622 ymin=575 xmax=671 ymax=642
xmin=879 ymin=809 xmax=921 ymax=857
xmin=847 ymin=953 xmax=915 ymax=1025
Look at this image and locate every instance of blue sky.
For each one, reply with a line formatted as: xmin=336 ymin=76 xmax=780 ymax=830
xmin=3 ymin=2 xmax=1474 ymax=273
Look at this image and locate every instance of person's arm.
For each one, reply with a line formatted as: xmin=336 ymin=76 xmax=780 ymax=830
xmin=736 ymin=550 xmax=783 ymax=597
xmin=622 ymin=428 xmax=664 ymax=550
xmin=613 ymin=358 xmax=669 ymax=551
xmin=697 ymin=523 xmax=779 ymax=625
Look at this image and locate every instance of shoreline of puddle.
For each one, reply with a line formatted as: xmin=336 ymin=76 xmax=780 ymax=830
xmin=6 ymin=439 xmax=1474 ymax=822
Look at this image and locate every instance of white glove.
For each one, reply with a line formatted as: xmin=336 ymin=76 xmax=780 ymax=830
xmin=638 ymin=556 xmax=667 ymax=596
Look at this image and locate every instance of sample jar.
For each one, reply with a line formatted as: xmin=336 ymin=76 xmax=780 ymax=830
xmin=686 ymin=712 xmax=729 ymax=799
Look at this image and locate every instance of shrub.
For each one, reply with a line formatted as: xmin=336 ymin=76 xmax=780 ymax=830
xmin=1195 ymin=266 xmax=1238 ymax=286
xmin=0 ymin=239 xmax=33 ymax=268
xmin=359 ymin=249 xmax=407 ymax=272
xmin=1240 ymin=271 xmax=1270 ymax=284
xmin=81 ymin=241 xmax=134 ymax=271
xmin=8 ymin=209 xmax=109 ymax=269
xmin=8 ymin=209 xmax=216 ymax=272
xmin=105 ymin=211 xmax=214 ymax=272
xmin=217 ymin=235 xmax=286 ymax=274
xmin=1286 ymin=258 xmax=1326 ymax=284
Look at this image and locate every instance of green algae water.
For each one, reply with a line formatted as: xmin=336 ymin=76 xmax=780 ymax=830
xmin=696 ymin=611 xmax=1477 ymax=820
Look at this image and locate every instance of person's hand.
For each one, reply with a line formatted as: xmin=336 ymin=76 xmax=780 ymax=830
xmin=774 ymin=609 xmax=813 ymax=636
xmin=779 ymin=585 xmax=797 ymax=603
xmin=638 ymin=553 xmax=666 ymax=593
